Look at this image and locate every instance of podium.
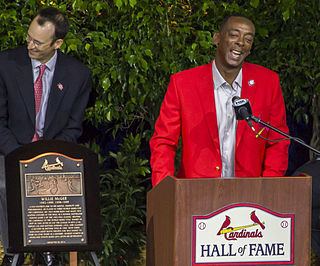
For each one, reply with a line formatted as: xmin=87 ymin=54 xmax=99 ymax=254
xmin=147 ymin=176 xmax=311 ymax=265
xmin=0 ymin=140 xmax=102 ymax=265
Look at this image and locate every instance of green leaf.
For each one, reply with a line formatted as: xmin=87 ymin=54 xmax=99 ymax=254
xmin=257 ymin=27 xmax=268 ymax=37
xmin=282 ymin=9 xmax=290 ymax=21
xmin=250 ymin=0 xmax=260 ymax=8
xmin=140 ymin=58 xmax=148 ymax=71
xmin=85 ymin=43 xmax=91 ymax=51
xmin=129 ymin=0 xmax=137 ymax=8
xmin=144 ymin=49 xmax=152 ymax=57
xmin=95 ymin=2 xmax=102 ymax=12
xmin=102 ymin=77 xmax=111 ymax=91
xmin=114 ymin=0 xmax=123 ymax=9
xmin=106 ymin=111 xmax=111 ymax=121
xmin=68 ymin=44 xmax=77 ymax=52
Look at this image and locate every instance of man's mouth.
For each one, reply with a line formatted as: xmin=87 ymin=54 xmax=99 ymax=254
xmin=230 ymin=49 xmax=243 ymax=58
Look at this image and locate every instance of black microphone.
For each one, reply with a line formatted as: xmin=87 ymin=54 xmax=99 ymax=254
xmin=232 ymin=96 xmax=255 ymax=131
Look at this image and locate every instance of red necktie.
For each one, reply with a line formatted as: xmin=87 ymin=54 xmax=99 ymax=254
xmin=32 ymin=64 xmax=46 ymax=142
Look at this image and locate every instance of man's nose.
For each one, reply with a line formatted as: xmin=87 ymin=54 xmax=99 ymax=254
xmin=27 ymin=40 xmax=36 ymax=49
xmin=236 ymin=36 xmax=245 ymax=47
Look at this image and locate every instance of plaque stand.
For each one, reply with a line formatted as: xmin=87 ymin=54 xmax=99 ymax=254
xmin=70 ymin=251 xmax=77 ymax=265
xmin=69 ymin=251 xmax=100 ymax=266
xmin=90 ymin=251 xmax=100 ymax=265
xmin=12 ymin=254 xmax=22 ymax=266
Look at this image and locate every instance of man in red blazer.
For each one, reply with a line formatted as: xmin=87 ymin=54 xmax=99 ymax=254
xmin=150 ymin=15 xmax=289 ymax=187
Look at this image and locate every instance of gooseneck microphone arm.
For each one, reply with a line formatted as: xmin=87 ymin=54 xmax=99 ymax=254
xmin=232 ymin=96 xmax=320 ymax=155
xmin=250 ymin=115 xmax=320 ymax=155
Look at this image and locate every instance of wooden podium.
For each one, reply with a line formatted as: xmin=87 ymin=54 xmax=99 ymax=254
xmin=147 ymin=176 xmax=311 ymax=266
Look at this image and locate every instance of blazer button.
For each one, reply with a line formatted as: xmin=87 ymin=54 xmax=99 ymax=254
xmin=215 ymin=166 xmax=220 ymax=171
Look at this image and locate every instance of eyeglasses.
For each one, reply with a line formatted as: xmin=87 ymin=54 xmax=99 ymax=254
xmin=26 ymin=35 xmax=47 ymax=48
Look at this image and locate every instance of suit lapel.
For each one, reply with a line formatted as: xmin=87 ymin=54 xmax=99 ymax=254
xmin=44 ymin=51 xmax=67 ymax=132
xmin=196 ymin=63 xmax=221 ymax=156
xmin=236 ymin=63 xmax=257 ymax=148
xmin=16 ymin=48 xmax=36 ymax=126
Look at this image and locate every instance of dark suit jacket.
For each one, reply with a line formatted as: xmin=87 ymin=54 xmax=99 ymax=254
xmin=0 ymin=46 xmax=92 ymax=155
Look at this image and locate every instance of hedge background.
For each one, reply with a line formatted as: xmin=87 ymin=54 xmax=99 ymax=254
xmin=0 ymin=0 xmax=319 ymax=265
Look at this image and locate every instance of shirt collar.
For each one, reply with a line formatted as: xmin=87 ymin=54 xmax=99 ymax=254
xmin=31 ymin=50 xmax=58 ymax=72
xmin=212 ymin=60 xmax=242 ymax=91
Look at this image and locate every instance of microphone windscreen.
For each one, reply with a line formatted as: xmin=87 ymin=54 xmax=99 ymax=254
xmin=232 ymin=97 xmax=253 ymax=120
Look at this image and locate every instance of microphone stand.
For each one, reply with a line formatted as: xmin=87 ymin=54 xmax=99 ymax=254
xmin=250 ymin=115 xmax=320 ymax=155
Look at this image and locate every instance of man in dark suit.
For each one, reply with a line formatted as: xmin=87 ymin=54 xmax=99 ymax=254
xmin=0 ymin=7 xmax=91 ymax=265
xmin=0 ymin=8 xmax=91 ymax=155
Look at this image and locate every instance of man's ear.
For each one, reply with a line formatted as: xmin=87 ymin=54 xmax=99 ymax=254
xmin=213 ymin=32 xmax=220 ymax=46
xmin=54 ymin=39 xmax=64 ymax=50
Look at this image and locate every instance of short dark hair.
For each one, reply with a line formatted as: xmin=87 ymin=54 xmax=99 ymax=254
xmin=36 ymin=7 xmax=69 ymax=40
xmin=219 ymin=14 xmax=254 ymax=32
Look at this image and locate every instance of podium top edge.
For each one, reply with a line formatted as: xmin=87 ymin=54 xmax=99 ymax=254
xmin=147 ymin=176 xmax=312 ymax=195
xmin=164 ymin=175 xmax=311 ymax=181
xmin=157 ymin=175 xmax=312 ymax=185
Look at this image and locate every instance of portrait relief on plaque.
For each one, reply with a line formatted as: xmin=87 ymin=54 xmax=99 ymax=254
xmin=22 ymin=153 xmax=83 ymax=197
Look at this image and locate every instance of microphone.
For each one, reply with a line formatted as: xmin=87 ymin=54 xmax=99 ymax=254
xmin=232 ymin=96 xmax=255 ymax=131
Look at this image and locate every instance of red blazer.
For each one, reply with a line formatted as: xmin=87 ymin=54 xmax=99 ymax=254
xmin=150 ymin=62 xmax=289 ymax=186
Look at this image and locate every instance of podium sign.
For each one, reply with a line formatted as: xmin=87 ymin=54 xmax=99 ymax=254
xmin=20 ymin=153 xmax=87 ymax=246
xmin=192 ymin=203 xmax=294 ymax=264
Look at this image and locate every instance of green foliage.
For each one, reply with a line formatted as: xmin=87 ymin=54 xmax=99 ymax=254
xmin=99 ymin=134 xmax=149 ymax=264
xmin=0 ymin=0 xmax=319 ymax=264
xmin=247 ymin=0 xmax=319 ymax=125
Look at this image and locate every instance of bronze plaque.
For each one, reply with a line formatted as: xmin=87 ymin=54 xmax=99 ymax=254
xmin=19 ymin=152 xmax=87 ymax=247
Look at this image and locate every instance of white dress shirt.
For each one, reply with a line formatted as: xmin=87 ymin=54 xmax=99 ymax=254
xmin=212 ymin=61 xmax=242 ymax=177
xmin=31 ymin=50 xmax=57 ymax=138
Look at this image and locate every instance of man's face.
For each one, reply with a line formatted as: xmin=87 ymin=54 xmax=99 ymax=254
xmin=213 ymin=16 xmax=255 ymax=71
xmin=27 ymin=16 xmax=63 ymax=63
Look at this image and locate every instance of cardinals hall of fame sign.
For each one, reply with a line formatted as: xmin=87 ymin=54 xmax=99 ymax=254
xmin=192 ymin=203 xmax=294 ymax=265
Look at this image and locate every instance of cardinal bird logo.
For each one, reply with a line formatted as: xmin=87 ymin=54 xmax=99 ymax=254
xmin=217 ymin=215 xmax=231 ymax=235
xmin=250 ymin=211 xmax=265 ymax=229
